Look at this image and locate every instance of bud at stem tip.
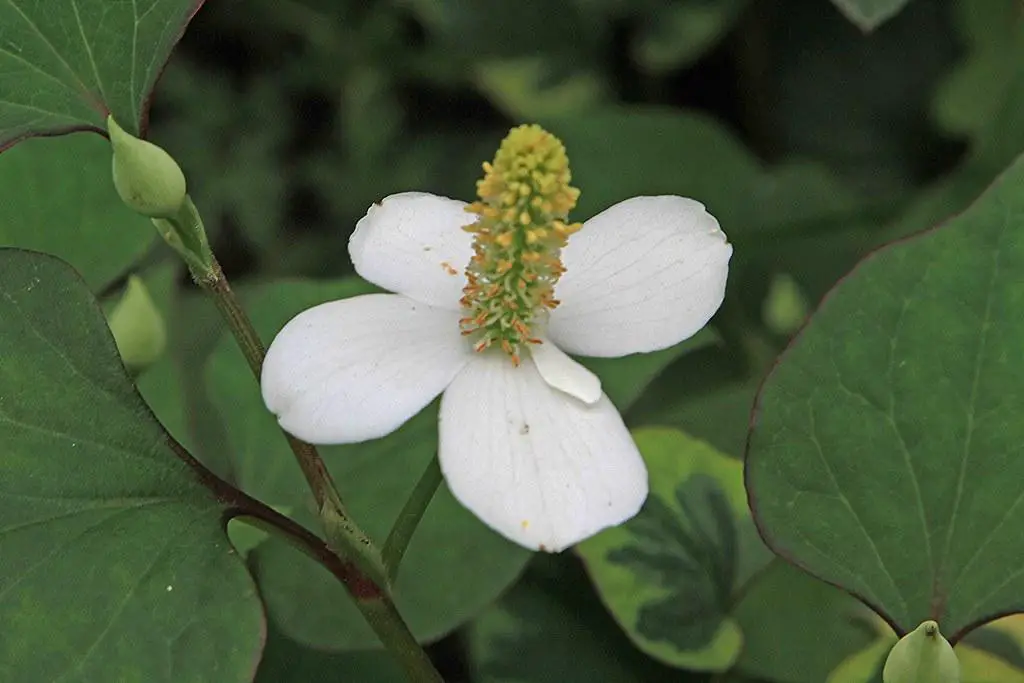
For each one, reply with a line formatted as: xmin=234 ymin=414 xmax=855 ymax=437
xmin=108 ymin=115 xmax=187 ymax=219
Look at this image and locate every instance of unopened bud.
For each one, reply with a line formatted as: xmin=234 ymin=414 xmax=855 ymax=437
xmin=108 ymin=116 xmax=186 ymax=219
xmin=763 ymin=273 xmax=809 ymax=335
xmin=883 ymin=620 xmax=959 ymax=683
xmin=107 ymin=275 xmax=167 ymax=371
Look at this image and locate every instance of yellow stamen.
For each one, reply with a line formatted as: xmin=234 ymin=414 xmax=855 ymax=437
xmin=460 ymin=124 xmax=582 ymax=361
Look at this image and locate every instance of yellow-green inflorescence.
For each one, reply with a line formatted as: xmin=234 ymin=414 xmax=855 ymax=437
xmin=460 ymin=124 xmax=582 ymax=365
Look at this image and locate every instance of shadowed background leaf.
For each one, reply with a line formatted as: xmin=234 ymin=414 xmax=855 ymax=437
xmin=469 ymin=554 xmax=700 ymax=683
xmin=0 ymin=134 xmax=154 ymax=291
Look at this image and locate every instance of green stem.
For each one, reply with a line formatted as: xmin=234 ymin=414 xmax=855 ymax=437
xmin=196 ymin=259 xmax=442 ymax=683
xmin=383 ymin=453 xmax=443 ymax=583
xmin=198 ymin=262 xmax=372 ymax=549
xmin=357 ymin=595 xmax=445 ymax=680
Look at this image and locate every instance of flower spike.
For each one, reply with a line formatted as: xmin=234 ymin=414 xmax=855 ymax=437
xmin=459 ymin=124 xmax=582 ymax=364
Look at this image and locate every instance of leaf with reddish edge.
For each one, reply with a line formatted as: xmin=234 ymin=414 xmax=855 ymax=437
xmin=0 ymin=0 xmax=205 ymax=149
xmin=746 ymin=154 xmax=1024 ymax=641
xmin=0 ymin=248 xmax=276 ymax=682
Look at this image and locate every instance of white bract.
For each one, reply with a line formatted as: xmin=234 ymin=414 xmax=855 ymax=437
xmin=262 ymin=190 xmax=731 ymax=551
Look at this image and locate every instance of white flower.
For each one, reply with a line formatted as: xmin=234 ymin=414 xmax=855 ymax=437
xmin=261 ymin=192 xmax=732 ymax=551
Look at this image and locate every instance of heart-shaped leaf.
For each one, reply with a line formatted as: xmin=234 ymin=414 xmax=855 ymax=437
xmin=747 ymin=153 xmax=1024 ymax=639
xmin=577 ymin=427 xmax=773 ymax=672
xmin=0 ymin=0 xmax=203 ymax=146
xmin=0 ymin=134 xmax=153 ymax=291
xmin=0 ymin=249 xmax=263 ymax=682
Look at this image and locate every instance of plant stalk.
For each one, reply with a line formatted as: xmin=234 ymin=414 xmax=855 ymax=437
xmin=196 ymin=258 xmax=443 ymax=683
xmin=383 ymin=453 xmax=443 ymax=583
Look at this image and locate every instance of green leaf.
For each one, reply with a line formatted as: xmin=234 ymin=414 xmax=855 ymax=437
xmin=829 ymin=0 xmax=914 ymax=31
xmin=469 ymin=556 xmax=694 ymax=683
xmin=406 ymin=0 xmax=590 ymax=59
xmin=0 ymin=0 xmax=203 ymax=145
xmin=577 ymin=427 xmax=772 ymax=672
xmin=544 ymin=109 xmax=868 ymax=286
xmin=545 ymin=108 xmax=761 ymax=231
xmin=646 ymin=379 xmax=758 ymax=459
xmin=0 ymin=249 xmax=263 ymax=682
xmin=733 ymin=560 xmax=879 ymax=683
xmin=964 ymin=614 xmax=1024 ymax=669
xmin=827 ymin=639 xmax=888 ymax=683
xmin=255 ymin=621 xmax=404 ymax=683
xmin=760 ymin=1 xmax=951 ymax=197
xmin=746 ymin=153 xmax=1024 ymax=638
xmin=882 ymin=39 xmax=1024 ymax=250
xmin=114 ymin=262 xmax=234 ymax=480
xmin=0 ymin=134 xmax=154 ymax=291
xmin=931 ymin=0 xmax=1023 ymax=139
xmin=129 ymin=263 xmax=192 ymax=452
xmin=474 ymin=58 xmax=610 ymax=120
xmin=957 ymin=644 xmax=1024 ymax=682
xmin=580 ymin=328 xmax=718 ymax=414
xmin=227 ymin=506 xmax=291 ymax=558
xmin=150 ymin=63 xmax=290 ymax=250
xmin=631 ymin=0 xmax=749 ymax=74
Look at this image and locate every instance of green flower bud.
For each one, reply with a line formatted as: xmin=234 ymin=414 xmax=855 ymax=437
xmin=107 ymin=275 xmax=167 ymax=371
xmin=883 ymin=621 xmax=960 ymax=683
xmin=108 ymin=115 xmax=186 ymax=219
xmin=762 ymin=273 xmax=809 ymax=335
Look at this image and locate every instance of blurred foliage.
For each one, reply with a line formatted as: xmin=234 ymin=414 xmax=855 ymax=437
xmin=7 ymin=0 xmax=1024 ymax=680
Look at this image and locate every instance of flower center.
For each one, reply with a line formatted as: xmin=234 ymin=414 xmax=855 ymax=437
xmin=459 ymin=124 xmax=582 ymax=365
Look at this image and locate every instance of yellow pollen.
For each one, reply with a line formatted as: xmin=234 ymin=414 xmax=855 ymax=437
xmin=460 ymin=124 xmax=581 ymax=361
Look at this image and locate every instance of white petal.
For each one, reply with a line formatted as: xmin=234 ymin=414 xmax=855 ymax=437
xmin=439 ymin=353 xmax=648 ymax=551
xmin=349 ymin=192 xmax=476 ymax=310
xmin=261 ymin=293 xmax=471 ymax=444
xmin=530 ymin=338 xmax=601 ymax=405
xmin=549 ymin=196 xmax=732 ymax=357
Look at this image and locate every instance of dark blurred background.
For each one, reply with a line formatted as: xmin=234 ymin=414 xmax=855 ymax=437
xmin=148 ymin=0 xmax=986 ymax=281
